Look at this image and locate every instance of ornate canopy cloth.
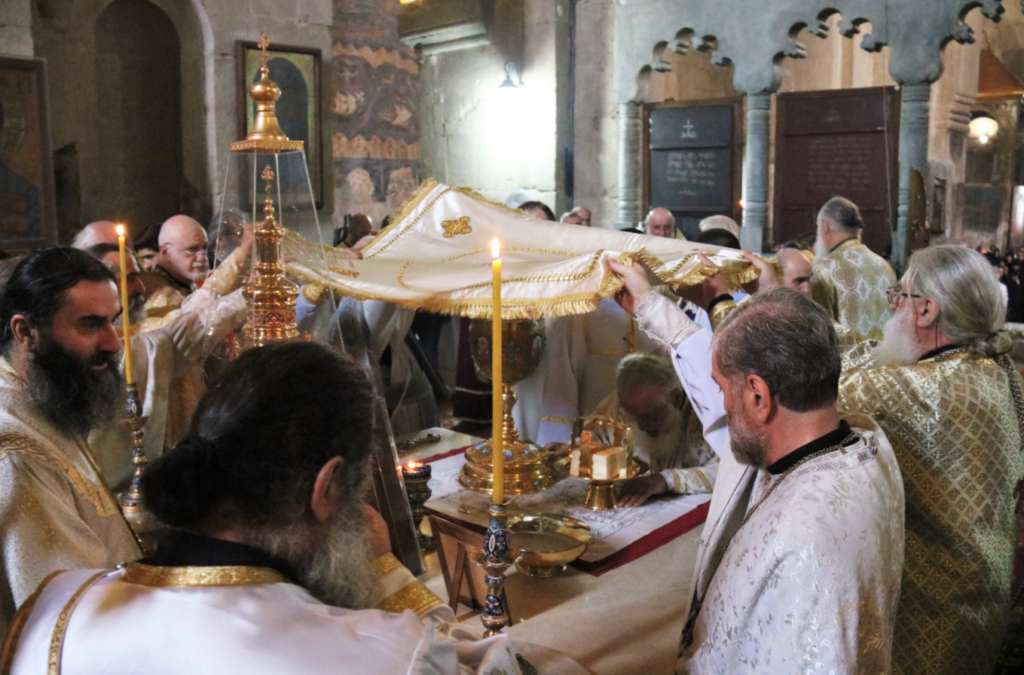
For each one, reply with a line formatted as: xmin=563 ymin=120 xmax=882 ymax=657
xmin=285 ymin=180 xmax=763 ymax=320
xmin=838 ymin=337 xmax=1024 ymax=675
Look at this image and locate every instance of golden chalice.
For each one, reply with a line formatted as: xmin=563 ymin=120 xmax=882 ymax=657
xmin=458 ymin=319 xmax=557 ymax=496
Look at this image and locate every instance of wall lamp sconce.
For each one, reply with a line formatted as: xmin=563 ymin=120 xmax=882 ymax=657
xmin=969 ymin=112 xmax=999 ymax=144
xmin=498 ymin=61 xmax=523 ymax=89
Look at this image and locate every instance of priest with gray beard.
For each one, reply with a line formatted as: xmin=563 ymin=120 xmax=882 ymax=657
xmin=588 ymin=352 xmax=718 ymax=507
xmin=1 ymin=341 xmax=522 ymax=675
xmin=0 ymin=248 xmax=141 ymax=641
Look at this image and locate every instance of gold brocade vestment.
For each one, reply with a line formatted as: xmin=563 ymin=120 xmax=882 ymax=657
xmin=838 ymin=338 xmax=1024 ymax=675
xmin=0 ymin=359 xmax=140 ymax=641
xmin=811 ymin=238 xmax=896 ymax=340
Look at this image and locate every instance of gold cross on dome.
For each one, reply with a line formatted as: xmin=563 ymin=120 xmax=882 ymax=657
xmin=257 ymin=34 xmax=270 ymax=67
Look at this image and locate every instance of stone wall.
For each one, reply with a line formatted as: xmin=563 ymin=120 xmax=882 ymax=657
xmin=0 ymin=0 xmax=32 ymax=56
xmin=417 ymin=0 xmax=568 ymax=214
xmin=30 ymin=0 xmax=333 ymax=242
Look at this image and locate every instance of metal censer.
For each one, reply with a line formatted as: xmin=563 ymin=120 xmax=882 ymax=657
xmin=459 ymin=319 xmax=556 ymax=496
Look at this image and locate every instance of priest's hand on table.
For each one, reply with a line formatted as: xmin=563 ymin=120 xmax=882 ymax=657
xmin=617 ymin=474 xmax=669 ymax=508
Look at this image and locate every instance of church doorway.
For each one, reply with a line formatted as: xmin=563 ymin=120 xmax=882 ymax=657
xmin=94 ymin=0 xmax=184 ymax=233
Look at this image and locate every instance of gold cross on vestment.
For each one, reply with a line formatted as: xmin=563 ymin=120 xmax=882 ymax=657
xmin=257 ymin=34 xmax=271 ymax=67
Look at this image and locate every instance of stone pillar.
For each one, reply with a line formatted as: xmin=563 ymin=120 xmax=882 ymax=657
xmin=895 ymin=83 xmax=931 ymax=271
xmin=331 ymin=0 xmax=420 ymax=229
xmin=616 ymin=101 xmax=642 ymax=229
xmin=740 ymin=92 xmax=771 ymax=252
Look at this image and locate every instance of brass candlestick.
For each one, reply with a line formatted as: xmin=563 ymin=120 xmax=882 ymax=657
xmin=118 ymin=383 xmax=160 ymax=554
xmin=458 ymin=319 xmax=556 ymax=496
xmin=401 ymin=462 xmax=435 ymax=552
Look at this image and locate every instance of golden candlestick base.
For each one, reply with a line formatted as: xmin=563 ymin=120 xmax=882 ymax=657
xmin=458 ymin=319 xmax=556 ymax=496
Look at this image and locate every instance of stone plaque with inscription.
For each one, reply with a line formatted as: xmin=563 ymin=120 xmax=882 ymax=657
xmin=646 ymin=103 xmax=738 ymax=237
xmin=774 ymin=87 xmax=900 ymax=255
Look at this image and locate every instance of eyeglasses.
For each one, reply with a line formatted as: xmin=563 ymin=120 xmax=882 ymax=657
xmin=886 ymin=285 xmax=923 ymax=307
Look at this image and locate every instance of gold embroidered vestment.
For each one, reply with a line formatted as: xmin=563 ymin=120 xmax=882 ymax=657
xmin=838 ymin=345 xmax=1024 ymax=675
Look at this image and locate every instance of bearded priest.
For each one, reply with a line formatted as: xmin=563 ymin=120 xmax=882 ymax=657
xmin=0 ymin=249 xmax=141 ymax=640
xmin=1 ymin=341 xmax=521 ymax=675
xmin=609 ymin=260 xmax=905 ymax=674
xmin=837 ymin=245 xmax=1024 ymax=675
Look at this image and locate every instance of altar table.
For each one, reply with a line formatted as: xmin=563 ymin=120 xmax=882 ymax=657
xmin=398 ymin=428 xmax=703 ymax=675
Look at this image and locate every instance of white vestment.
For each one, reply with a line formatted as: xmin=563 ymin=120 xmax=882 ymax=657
xmin=89 ymin=291 xmax=247 ymax=492
xmin=0 ymin=360 xmax=141 ymax=641
xmin=515 ymin=299 xmax=659 ymax=445
xmin=633 ymin=292 xmax=905 ymax=675
xmin=5 ymin=564 xmax=520 ymax=675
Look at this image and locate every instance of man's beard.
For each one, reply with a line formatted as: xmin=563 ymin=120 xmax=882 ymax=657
xmin=728 ymin=398 xmax=769 ymax=469
xmin=185 ymin=260 xmax=209 ymax=282
xmin=250 ymin=469 xmax=379 ymax=610
xmin=813 ymin=231 xmax=830 ymax=261
xmin=27 ymin=334 xmax=121 ymax=438
xmin=129 ymin=293 xmax=147 ymax=325
xmin=634 ymin=403 xmax=686 ymax=473
xmin=873 ymin=310 xmax=922 ymax=367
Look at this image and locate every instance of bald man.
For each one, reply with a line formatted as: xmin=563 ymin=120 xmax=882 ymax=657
xmin=71 ymin=221 xmax=134 ymax=250
xmin=155 ymin=215 xmax=210 ymax=288
xmin=777 ymin=247 xmax=813 ymax=293
xmin=645 ymin=208 xmax=679 ymax=239
xmin=142 ymin=215 xmax=250 ymax=333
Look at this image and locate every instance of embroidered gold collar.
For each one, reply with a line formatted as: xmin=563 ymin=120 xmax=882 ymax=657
xmin=120 ymin=562 xmax=287 ymax=587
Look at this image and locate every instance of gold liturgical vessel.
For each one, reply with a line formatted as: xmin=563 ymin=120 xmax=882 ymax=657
xmin=459 ymin=319 xmax=557 ymax=495
xmin=231 ymin=34 xmax=302 ymax=346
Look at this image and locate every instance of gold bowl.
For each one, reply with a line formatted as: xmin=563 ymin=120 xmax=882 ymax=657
xmin=508 ymin=514 xmax=591 ymax=577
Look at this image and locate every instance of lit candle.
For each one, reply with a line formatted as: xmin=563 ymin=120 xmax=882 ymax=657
xmin=491 ymin=238 xmax=504 ymax=504
xmin=115 ymin=225 xmax=134 ymax=385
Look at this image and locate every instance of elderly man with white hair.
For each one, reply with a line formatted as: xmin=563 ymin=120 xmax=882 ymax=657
xmin=811 ymin=196 xmax=895 ymax=339
xmin=644 ymin=207 xmax=679 ymax=239
xmin=835 ymin=245 xmax=1024 ymax=675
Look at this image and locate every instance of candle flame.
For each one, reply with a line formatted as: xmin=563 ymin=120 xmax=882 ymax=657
xmin=491 ymin=238 xmax=500 ymax=260
xmin=406 ymin=461 xmax=420 ymax=469
xmin=115 ymin=224 xmax=125 ymax=237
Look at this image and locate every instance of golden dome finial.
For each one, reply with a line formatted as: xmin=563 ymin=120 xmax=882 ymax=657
xmin=230 ymin=33 xmax=303 ymax=153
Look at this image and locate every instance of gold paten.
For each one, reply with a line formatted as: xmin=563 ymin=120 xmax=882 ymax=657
xmin=242 ymin=164 xmax=300 ymax=346
xmin=230 ymin=34 xmax=303 ymax=153
xmin=459 ymin=319 xmax=557 ymax=495
xmin=508 ymin=514 xmax=591 ymax=577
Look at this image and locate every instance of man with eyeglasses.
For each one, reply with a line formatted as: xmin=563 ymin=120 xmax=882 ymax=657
xmin=834 ymin=244 xmax=1024 ymax=674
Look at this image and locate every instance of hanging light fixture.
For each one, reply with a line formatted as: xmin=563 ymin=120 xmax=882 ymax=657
xmin=498 ymin=61 xmax=522 ymax=90
xmin=969 ymin=112 xmax=1000 ymax=144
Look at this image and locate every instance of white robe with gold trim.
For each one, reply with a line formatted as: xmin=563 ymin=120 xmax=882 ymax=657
xmin=4 ymin=561 xmax=521 ymax=675
xmin=0 ymin=360 xmax=141 ymax=641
